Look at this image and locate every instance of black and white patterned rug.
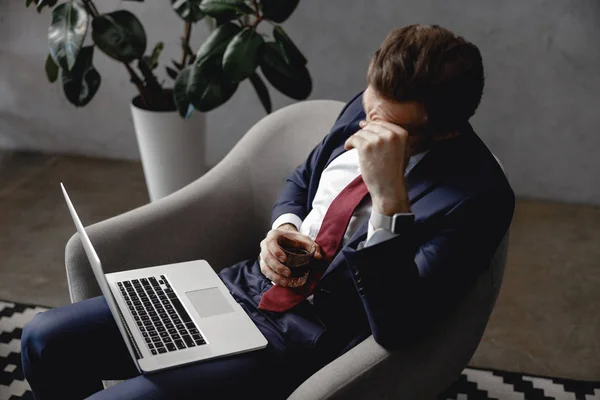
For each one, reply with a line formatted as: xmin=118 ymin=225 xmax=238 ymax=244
xmin=1 ymin=299 xmax=599 ymax=400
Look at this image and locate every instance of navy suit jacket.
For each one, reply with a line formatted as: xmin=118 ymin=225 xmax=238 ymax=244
xmin=219 ymin=92 xmax=515 ymax=363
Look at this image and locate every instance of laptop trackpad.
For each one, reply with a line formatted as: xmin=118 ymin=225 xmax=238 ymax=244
xmin=185 ymin=287 xmax=235 ymax=318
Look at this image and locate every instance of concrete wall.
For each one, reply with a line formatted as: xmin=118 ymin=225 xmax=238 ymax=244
xmin=2 ymin=1 xmax=600 ymax=205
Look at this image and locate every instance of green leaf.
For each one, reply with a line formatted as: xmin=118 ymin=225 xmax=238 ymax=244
xmin=45 ymin=53 xmax=59 ymax=83
xmin=259 ymin=42 xmax=311 ymax=100
xmin=91 ymin=11 xmax=146 ymax=63
xmin=261 ymin=0 xmax=299 ymax=23
xmin=222 ymin=27 xmax=264 ymax=83
xmin=249 ymin=72 xmax=271 ymax=113
xmin=173 ymin=66 xmax=195 ymax=118
xmin=273 ymin=25 xmax=306 ymax=66
xmin=166 ymin=66 xmax=179 ymax=80
xmin=174 ymin=22 xmax=244 ymax=113
xmin=187 ymin=58 xmax=238 ymax=112
xmin=48 ymin=1 xmax=89 ymax=71
xmin=171 ymin=0 xmax=205 ymax=22
xmin=36 ymin=0 xmax=58 ymax=12
xmin=199 ymin=0 xmax=253 ymax=21
xmin=61 ymin=46 xmax=101 ymax=107
xmin=26 ymin=0 xmax=34 ymax=8
xmin=259 ymin=42 xmax=294 ymax=79
xmin=195 ymin=22 xmax=241 ymax=67
xmin=142 ymin=42 xmax=163 ymax=70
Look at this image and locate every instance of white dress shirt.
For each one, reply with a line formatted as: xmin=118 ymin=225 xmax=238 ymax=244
xmin=270 ymin=148 xmax=428 ymax=302
xmin=272 ymin=148 xmax=428 ymax=245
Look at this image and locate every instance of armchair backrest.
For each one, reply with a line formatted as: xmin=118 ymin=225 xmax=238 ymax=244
xmin=206 ymin=100 xmax=345 ymax=261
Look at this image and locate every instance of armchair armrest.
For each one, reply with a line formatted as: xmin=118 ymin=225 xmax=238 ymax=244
xmin=65 ymin=150 xmax=261 ymax=303
xmin=288 ymin=333 xmax=476 ymax=400
xmin=288 ymin=232 xmax=510 ymax=400
xmin=287 ymin=334 xmax=465 ymax=400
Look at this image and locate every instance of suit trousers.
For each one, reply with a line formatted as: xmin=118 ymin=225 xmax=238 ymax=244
xmin=20 ymin=295 xmax=304 ymax=400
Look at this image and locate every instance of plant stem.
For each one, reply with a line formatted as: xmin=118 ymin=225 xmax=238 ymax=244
xmin=250 ymin=16 xmax=263 ymax=28
xmin=250 ymin=0 xmax=263 ymax=27
xmin=180 ymin=21 xmax=193 ymax=66
xmin=125 ymin=63 xmax=149 ymax=108
xmin=137 ymin=59 xmax=163 ymax=94
xmin=137 ymin=59 xmax=171 ymax=110
xmin=81 ymin=0 xmax=99 ymax=17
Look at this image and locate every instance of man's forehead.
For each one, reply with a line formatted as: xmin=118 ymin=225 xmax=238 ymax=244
xmin=363 ymin=86 xmax=427 ymax=127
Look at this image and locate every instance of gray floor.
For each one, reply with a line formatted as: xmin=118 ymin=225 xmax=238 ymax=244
xmin=1 ymin=151 xmax=599 ymax=382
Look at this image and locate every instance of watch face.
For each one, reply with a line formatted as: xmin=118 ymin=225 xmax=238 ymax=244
xmin=392 ymin=214 xmax=415 ymax=233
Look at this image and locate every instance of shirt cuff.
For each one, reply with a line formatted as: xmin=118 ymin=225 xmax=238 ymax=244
xmin=364 ymin=211 xmax=400 ymax=248
xmin=271 ymin=213 xmax=303 ymax=231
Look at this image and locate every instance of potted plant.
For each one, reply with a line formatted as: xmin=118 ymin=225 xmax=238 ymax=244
xmin=26 ymin=0 xmax=311 ymax=201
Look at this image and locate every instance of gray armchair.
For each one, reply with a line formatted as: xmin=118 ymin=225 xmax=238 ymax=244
xmin=65 ymin=100 xmax=509 ymax=399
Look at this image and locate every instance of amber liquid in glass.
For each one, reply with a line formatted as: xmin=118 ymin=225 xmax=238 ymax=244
xmin=280 ymin=246 xmax=312 ymax=287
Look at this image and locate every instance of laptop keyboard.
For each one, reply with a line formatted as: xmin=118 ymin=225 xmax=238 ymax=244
xmin=117 ymin=274 xmax=206 ymax=356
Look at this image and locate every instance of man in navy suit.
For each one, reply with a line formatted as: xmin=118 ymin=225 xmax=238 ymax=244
xmin=22 ymin=25 xmax=514 ymax=399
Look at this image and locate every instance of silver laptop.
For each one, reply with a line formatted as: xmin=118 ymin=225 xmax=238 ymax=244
xmin=61 ymin=183 xmax=267 ymax=374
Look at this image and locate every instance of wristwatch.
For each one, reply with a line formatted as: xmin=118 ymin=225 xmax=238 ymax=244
xmin=370 ymin=209 xmax=415 ymax=234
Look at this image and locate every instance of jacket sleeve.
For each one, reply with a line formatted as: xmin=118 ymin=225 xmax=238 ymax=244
xmin=270 ymin=137 xmax=327 ymax=225
xmin=341 ymin=189 xmax=515 ymax=350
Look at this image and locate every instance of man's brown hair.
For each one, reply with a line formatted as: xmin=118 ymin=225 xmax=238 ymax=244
xmin=367 ymin=24 xmax=484 ymax=132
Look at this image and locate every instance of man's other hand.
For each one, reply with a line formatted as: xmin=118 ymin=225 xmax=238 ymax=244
xmin=259 ymin=225 xmax=323 ymax=287
xmin=344 ymin=120 xmax=411 ymax=215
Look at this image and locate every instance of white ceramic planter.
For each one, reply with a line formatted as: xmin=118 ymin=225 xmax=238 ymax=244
xmin=130 ymin=97 xmax=206 ymax=202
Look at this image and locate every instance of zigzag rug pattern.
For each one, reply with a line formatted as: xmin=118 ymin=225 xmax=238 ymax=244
xmin=1 ymin=300 xmax=48 ymax=400
xmin=1 ymin=299 xmax=599 ymax=400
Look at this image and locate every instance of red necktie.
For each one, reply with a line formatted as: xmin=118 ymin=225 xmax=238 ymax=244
xmin=258 ymin=175 xmax=370 ymax=312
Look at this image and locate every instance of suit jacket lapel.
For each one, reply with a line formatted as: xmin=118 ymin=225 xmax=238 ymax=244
xmin=319 ymin=159 xmax=434 ymax=281
xmin=319 ymin=221 xmax=368 ymax=281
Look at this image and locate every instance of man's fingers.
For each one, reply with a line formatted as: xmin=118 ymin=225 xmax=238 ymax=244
xmin=357 ymin=127 xmax=387 ymax=142
xmin=350 ymin=127 xmax=407 ymax=152
xmin=348 ymin=130 xmax=379 ymax=152
xmin=259 ymin=256 xmax=289 ymax=286
xmin=259 ymin=257 xmax=281 ymax=286
xmin=359 ymin=121 xmax=409 ymax=146
xmin=261 ymin=235 xmax=285 ymax=262
xmin=344 ymin=132 xmax=368 ymax=150
xmin=266 ymin=237 xmax=287 ymax=263
xmin=361 ymin=120 xmax=410 ymax=138
xmin=314 ymin=249 xmax=323 ymax=260
xmin=364 ymin=120 xmax=409 ymax=135
xmin=264 ymin=252 xmax=291 ymax=278
xmin=259 ymin=255 xmax=279 ymax=284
